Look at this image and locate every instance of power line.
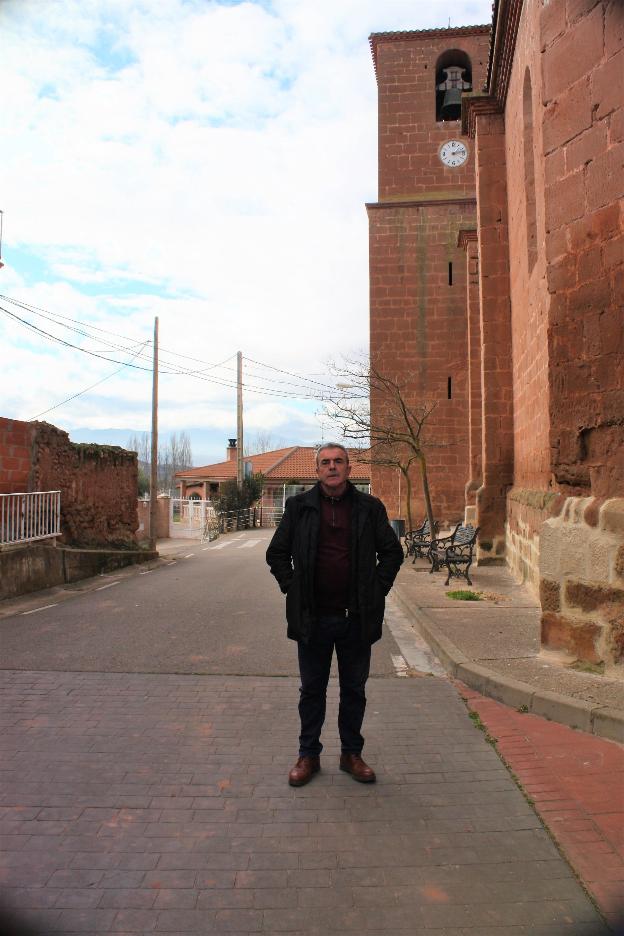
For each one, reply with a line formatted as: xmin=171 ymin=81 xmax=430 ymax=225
xmin=0 ymin=303 xmax=331 ymax=401
xmin=0 ymin=295 xmax=337 ymax=399
xmin=0 ymin=294 xmax=340 ymax=391
xmin=1 ymin=294 xmax=334 ymax=390
xmin=29 ymin=341 xmax=151 ymax=420
xmin=244 ymin=355 xmax=337 ymax=392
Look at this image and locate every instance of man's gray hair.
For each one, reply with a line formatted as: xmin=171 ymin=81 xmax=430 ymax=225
xmin=315 ymin=442 xmax=350 ymax=467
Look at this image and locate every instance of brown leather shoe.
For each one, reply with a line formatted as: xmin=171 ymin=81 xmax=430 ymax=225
xmin=288 ymin=755 xmax=320 ymax=787
xmin=339 ymin=753 xmax=376 ymax=783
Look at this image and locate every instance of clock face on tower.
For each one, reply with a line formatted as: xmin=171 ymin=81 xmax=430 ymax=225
xmin=439 ymin=139 xmax=469 ymax=168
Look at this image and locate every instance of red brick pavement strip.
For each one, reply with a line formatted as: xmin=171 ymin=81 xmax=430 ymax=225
xmin=455 ymin=679 xmax=624 ymax=932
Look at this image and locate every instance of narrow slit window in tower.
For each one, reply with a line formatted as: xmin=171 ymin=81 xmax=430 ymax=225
xmin=447 ymin=377 xmax=452 ymax=400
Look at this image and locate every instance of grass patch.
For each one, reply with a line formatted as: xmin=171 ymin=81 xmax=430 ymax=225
xmin=468 ymin=710 xmax=497 ymax=745
xmin=446 ymin=589 xmax=482 ymax=601
xmin=568 ymin=659 xmax=605 ymax=675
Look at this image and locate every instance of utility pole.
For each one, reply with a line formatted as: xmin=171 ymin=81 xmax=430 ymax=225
xmin=237 ymin=350 xmax=244 ymax=490
xmin=150 ymin=317 xmax=159 ymax=550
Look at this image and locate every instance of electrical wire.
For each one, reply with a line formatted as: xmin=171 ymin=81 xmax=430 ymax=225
xmin=0 ymin=294 xmax=336 ymax=391
xmin=0 ymin=294 xmax=341 ymax=391
xmin=0 ymin=302 xmax=336 ymax=401
xmin=0 ymin=295 xmax=340 ymax=398
xmin=244 ymin=355 xmax=337 ymax=392
xmin=29 ymin=340 xmax=151 ymax=420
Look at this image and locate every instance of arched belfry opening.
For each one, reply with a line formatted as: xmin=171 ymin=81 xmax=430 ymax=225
xmin=436 ymin=49 xmax=472 ymax=122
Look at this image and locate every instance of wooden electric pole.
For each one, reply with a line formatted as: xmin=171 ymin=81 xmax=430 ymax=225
xmin=149 ymin=317 xmax=159 ymax=549
xmin=237 ymin=350 xmax=244 ymax=490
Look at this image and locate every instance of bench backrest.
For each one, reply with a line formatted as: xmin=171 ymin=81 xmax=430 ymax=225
xmin=453 ymin=524 xmax=478 ymax=545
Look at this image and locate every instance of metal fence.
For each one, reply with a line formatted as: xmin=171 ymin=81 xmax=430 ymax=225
xmin=0 ymin=491 xmax=61 ymax=546
xmin=217 ymin=508 xmax=258 ymax=534
xmin=214 ymin=506 xmax=283 ymax=534
xmin=170 ymin=498 xmax=217 ymax=539
xmin=256 ymin=506 xmax=284 ymax=527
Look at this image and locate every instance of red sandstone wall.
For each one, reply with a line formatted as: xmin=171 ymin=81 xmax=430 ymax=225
xmin=505 ymin=1 xmax=552 ymax=491
xmin=0 ymin=417 xmax=138 ymax=547
xmin=462 ymin=232 xmax=482 ymax=509
xmin=375 ymin=30 xmax=490 ymax=200
xmin=541 ymin=0 xmax=623 ymax=497
xmin=473 ymin=111 xmax=514 ymax=561
xmin=369 ymin=201 xmax=476 ymax=523
xmin=33 ymin=423 xmax=138 ymax=546
xmin=369 ymin=28 xmax=490 ymax=525
xmin=0 ymin=418 xmax=35 ymax=494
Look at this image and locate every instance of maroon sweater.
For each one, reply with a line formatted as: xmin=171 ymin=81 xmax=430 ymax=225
xmin=315 ymin=488 xmax=352 ymax=615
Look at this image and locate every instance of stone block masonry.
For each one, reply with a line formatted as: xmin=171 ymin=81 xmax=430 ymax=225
xmin=541 ymin=0 xmax=624 ymax=498
xmin=0 ymin=416 xmax=138 ymax=547
xmin=463 ymin=0 xmax=623 ymax=667
xmin=540 ymin=497 xmax=624 ymax=670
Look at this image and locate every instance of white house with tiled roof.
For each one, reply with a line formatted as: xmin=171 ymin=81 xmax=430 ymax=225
xmin=174 ymin=440 xmax=370 ymax=506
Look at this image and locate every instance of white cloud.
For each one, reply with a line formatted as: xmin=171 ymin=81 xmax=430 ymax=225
xmin=0 ymin=0 xmax=492 ymax=461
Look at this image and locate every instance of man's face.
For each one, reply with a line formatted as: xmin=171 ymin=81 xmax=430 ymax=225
xmin=316 ymin=447 xmax=351 ymax=493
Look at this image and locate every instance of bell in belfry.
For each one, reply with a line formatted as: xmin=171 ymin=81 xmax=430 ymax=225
xmin=438 ymin=67 xmax=468 ymax=121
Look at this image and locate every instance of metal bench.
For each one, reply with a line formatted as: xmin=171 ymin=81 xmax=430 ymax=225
xmin=429 ymin=523 xmax=480 ymax=586
xmin=404 ymin=519 xmax=438 ymax=563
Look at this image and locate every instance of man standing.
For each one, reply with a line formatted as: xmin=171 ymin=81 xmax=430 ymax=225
xmin=266 ymin=443 xmax=403 ymax=787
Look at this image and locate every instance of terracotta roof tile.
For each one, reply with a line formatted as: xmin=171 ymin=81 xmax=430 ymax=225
xmin=265 ymin=447 xmax=370 ymax=481
xmin=175 ymin=446 xmax=370 ymax=483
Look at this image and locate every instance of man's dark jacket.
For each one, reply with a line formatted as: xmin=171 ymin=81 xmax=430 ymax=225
xmin=266 ymin=482 xmax=403 ymax=646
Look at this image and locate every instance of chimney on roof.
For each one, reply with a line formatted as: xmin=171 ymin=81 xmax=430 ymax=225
xmin=227 ymin=438 xmax=237 ymax=461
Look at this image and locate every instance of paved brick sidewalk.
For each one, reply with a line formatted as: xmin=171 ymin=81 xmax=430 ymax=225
xmin=458 ymin=681 xmax=624 ymax=933
xmin=0 ymin=671 xmax=613 ymax=935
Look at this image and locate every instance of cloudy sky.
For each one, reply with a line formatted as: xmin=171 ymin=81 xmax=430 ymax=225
xmin=1 ymin=0 xmax=492 ymax=465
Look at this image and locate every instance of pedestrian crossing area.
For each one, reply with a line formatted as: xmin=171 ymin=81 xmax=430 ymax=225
xmin=202 ymin=534 xmax=270 ymax=552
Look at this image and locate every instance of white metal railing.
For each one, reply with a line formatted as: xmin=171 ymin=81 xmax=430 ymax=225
xmin=0 ymin=491 xmax=61 ymax=546
xmin=170 ymin=497 xmax=218 ymax=539
xmin=257 ymin=506 xmax=283 ymax=527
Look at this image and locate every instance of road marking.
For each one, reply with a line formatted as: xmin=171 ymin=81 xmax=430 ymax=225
xmin=22 ymin=603 xmax=58 ymax=616
xmin=139 ymin=569 xmax=153 ymax=575
xmin=95 ymin=581 xmax=120 ymax=591
xmin=207 ymin=541 xmax=234 ymax=550
xmin=384 ymin=594 xmax=446 ymax=677
xmin=184 ymin=553 xmax=195 ymax=559
xmin=236 ymin=540 xmax=262 ymax=549
xmin=391 ymin=653 xmax=409 ymax=677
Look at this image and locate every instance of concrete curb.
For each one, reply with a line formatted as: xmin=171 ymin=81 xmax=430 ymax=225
xmin=392 ymin=583 xmax=624 ymax=745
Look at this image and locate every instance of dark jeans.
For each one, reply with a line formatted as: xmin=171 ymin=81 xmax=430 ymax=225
xmin=297 ymin=614 xmax=372 ymax=758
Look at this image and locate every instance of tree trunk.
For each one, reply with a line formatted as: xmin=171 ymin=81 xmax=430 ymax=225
xmin=418 ymin=453 xmax=436 ymax=539
xmin=402 ymin=466 xmax=413 ymax=533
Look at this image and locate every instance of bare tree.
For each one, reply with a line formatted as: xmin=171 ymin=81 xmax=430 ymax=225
xmin=127 ymin=432 xmax=150 ymax=466
xmin=324 ymin=357 xmax=438 ymax=536
xmin=127 ymin=431 xmax=193 ymax=495
xmin=244 ymin=431 xmax=286 ymax=455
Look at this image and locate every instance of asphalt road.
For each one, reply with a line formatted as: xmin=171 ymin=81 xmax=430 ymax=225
xmin=0 ymin=530 xmax=403 ymax=676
